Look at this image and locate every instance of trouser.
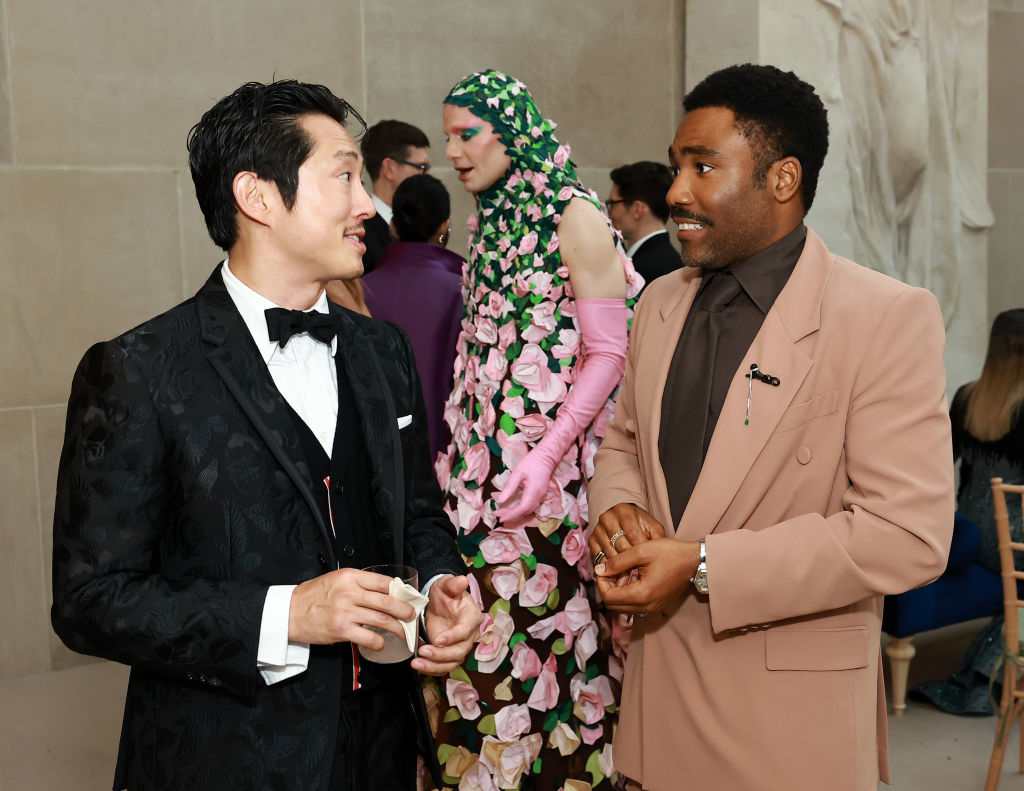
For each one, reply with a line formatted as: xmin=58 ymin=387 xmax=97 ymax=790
xmin=330 ymin=683 xmax=417 ymax=791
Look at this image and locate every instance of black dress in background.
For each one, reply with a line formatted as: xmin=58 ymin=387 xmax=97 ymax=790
xmin=911 ymin=385 xmax=1024 ymax=715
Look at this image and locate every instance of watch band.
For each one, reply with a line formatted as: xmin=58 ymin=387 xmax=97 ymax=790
xmin=690 ymin=539 xmax=709 ymax=594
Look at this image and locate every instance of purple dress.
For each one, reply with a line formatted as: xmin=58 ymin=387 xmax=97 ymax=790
xmin=363 ymin=241 xmax=465 ymax=461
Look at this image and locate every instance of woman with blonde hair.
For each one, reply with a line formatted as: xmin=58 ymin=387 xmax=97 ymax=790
xmin=952 ymin=307 xmax=1024 ymax=573
xmin=913 ymin=308 xmax=1024 ymax=715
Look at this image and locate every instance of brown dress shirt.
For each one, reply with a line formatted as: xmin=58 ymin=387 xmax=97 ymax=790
xmin=659 ymin=224 xmax=807 ymax=527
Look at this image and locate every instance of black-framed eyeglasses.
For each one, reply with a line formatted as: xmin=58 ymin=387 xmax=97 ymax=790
xmin=391 ymin=158 xmax=430 ymax=174
xmin=604 ymin=198 xmax=628 ymax=210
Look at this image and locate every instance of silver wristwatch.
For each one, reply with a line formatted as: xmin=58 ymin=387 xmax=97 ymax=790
xmin=689 ymin=540 xmax=708 ymax=594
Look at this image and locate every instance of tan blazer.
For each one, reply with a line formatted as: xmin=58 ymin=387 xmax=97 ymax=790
xmin=589 ymin=228 xmax=953 ymax=791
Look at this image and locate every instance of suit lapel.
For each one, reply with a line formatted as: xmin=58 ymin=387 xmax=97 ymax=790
xmin=332 ymin=306 xmax=406 ymax=564
xmin=642 ymin=271 xmax=702 ymax=531
xmin=676 ymin=312 xmax=813 ymax=539
xmin=196 ymin=269 xmax=337 ymax=561
xmin=670 ymin=229 xmax=834 ymax=540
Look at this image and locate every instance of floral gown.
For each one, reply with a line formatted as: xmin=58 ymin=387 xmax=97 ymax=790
xmin=429 ymin=70 xmax=641 ymax=791
xmin=430 ymin=209 xmax=633 ymax=791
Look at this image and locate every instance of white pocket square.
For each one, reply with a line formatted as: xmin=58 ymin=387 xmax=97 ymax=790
xmin=396 ymin=414 xmax=412 ymax=429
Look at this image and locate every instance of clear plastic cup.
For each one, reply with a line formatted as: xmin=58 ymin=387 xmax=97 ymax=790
xmin=358 ymin=564 xmax=419 ymax=664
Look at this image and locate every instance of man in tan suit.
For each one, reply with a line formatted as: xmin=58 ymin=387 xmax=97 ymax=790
xmin=588 ymin=64 xmax=953 ymax=791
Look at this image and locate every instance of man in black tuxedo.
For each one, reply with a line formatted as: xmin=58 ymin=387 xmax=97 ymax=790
xmin=360 ymin=120 xmax=431 ymax=273
xmin=606 ymin=161 xmax=681 ymax=294
xmin=51 ymin=80 xmax=480 ymax=791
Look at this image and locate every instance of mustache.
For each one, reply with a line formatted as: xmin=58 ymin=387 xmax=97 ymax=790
xmin=669 ymin=207 xmax=712 ymax=227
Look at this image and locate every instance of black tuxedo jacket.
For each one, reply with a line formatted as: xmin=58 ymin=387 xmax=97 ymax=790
xmin=632 ymin=230 xmax=682 ymax=293
xmin=52 ymin=267 xmax=464 ymax=791
xmin=361 ymin=213 xmax=392 ymax=275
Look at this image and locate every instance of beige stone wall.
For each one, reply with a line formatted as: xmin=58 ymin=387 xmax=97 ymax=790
xmin=0 ymin=1 xmax=685 ymax=679
xmin=988 ymin=1 xmax=1024 ymax=349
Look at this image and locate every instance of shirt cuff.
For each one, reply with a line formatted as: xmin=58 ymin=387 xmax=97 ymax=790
xmin=257 ymin=585 xmax=310 ymax=685
xmin=420 ymin=573 xmax=446 ymax=626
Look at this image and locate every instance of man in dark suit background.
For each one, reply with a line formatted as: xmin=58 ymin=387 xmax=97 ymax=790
xmin=51 ymin=80 xmax=480 ymax=791
xmin=606 ymin=161 xmax=681 ymax=294
xmin=360 ymin=120 xmax=431 ymax=273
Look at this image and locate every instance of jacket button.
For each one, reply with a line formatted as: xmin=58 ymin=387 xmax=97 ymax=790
xmin=343 ymin=544 xmax=355 ymax=557
xmin=199 ymin=674 xmax=208 ymax=684
xmin=185 ymin=672 xmax=196 ymax=681
xmin=796 ymin=446 xmax=812 ymax=465
xmin=317 ymin=553 xmax=330 ymax=570
xmin=209 ymin=677 xmax=221 ymax=687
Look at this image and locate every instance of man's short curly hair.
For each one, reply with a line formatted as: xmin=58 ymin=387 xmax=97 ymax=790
xmin=683 ymin=64 xmax=829 ymax=212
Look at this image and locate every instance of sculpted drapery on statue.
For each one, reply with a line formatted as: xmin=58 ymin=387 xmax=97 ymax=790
xmin=822 ymin=0 xmax=993 ymax=325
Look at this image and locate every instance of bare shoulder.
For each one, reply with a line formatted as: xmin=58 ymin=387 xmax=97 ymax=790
xmin=558 ymin=196 xmax=611 ymax=245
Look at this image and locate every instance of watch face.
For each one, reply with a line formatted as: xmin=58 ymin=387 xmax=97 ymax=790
xmin=694 ymin=568 xmax=709 ymax=594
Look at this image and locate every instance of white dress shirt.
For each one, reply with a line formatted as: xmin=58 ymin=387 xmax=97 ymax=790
xmin=222 ymin=259 xmax=338 ymax=684
xmin=222 ymin=260 xmax=440 ymax=684
xmin=371 ymin=193 xmax=393 ymax=226
xmin=625 ymin=228 xmax=669 ymax=259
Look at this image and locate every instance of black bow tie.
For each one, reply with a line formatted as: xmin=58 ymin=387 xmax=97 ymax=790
xmin=265 ymin=307 xmax=343 ymax=348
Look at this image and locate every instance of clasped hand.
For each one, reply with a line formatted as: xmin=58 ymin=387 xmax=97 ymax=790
xmin=588 ymin=503 xmax=701 ymax=616
xmin=289 ymin=569 xmax=481 ymax=676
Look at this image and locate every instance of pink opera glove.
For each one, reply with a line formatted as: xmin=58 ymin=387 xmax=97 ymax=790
xmin=494 ymin=298 xmax=627 ymax=522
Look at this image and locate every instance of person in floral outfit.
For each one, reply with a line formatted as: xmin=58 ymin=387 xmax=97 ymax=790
xmin=428 ymin=69 xmax=642 ymax=791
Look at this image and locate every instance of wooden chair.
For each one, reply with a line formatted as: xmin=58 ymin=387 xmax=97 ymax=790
xmin=985 ymin=478 xmax=1024 ymax=790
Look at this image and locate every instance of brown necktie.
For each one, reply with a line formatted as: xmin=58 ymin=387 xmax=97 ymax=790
xmin=659 ymin=271 xmax=743 ymax=527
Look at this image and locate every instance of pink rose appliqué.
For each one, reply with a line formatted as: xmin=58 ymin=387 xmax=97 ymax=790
xmin=489 ymin=559 xmax=525 ymax=600
xmin=509 ymin=344 xmax=550 ymax=392
xmin=561 ymin=527 xmax=588 ymax=568
xmin=474 ymin=317 xmax=498 ymax=346
xmin=482 ymin=348 xmax=508 ymax=384
xmin=479 ymin=526 xmax=533 ymax=564
xmin=494 ymin=703 xmax=531 ymax=741
xmin=461 ymin=442 xmax=491 ymax=486
xmin=549 ymin=722 xmax=581 ymax=756
xmin=574 ymin=620 xmax=599 ymax=667
xmin=570 ymin=672 xmax=615 ymax=725
xmin=496 ymin=430 xmax=530 ymax=473
xmin=498 ymin=394 xmax=525 ymax=421
xmin=529 ymin=300 xmax=558 ymax=332
xmin=514 ymin=413 xmax=549 ymax=442
xmin=474 ymin=609 xmax=515 ymax=674
xmin=456 ymin=485 xmax=484 ymax=533
xmin=459 ymin=760 xmax=497 ymax=791
xmin=517 ymin=231 xmax=539 ymax=257
xmin=497 ymin=321 xmax=518 ymax=352
xmin=526 ymin=654 xmax=559 ymax=712
xmin=509 ymin=642 xmax=542 ymax=680
xmin=517 ymin=563 xmax=558 ymax=608
xmin=446 ymin=678 xmax=481 ymax=720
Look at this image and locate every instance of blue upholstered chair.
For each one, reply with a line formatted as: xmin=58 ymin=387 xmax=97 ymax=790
xmin=882 ymin=513 xmax=1004 ymax=715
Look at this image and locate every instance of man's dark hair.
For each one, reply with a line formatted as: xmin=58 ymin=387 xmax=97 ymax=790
xmin=683 ymin=64 xmax=829 ymax=212
xmin=609 ymin=161 xmax=673 ymax=222
xmin=361 ymin=120 xmax=430 ymax=182
xmin=391 ymin=174 xmax=450 ymax=243
xmin=187 ymin=79 xmax=365 ymax=251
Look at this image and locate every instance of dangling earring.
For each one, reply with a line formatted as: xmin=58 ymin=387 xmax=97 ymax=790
xmin=438 ymin=229 xmax=450 ymax=246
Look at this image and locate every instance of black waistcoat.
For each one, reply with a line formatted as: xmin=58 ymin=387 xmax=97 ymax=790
xmin=284 ymin=350 xmax=398 ymax=691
